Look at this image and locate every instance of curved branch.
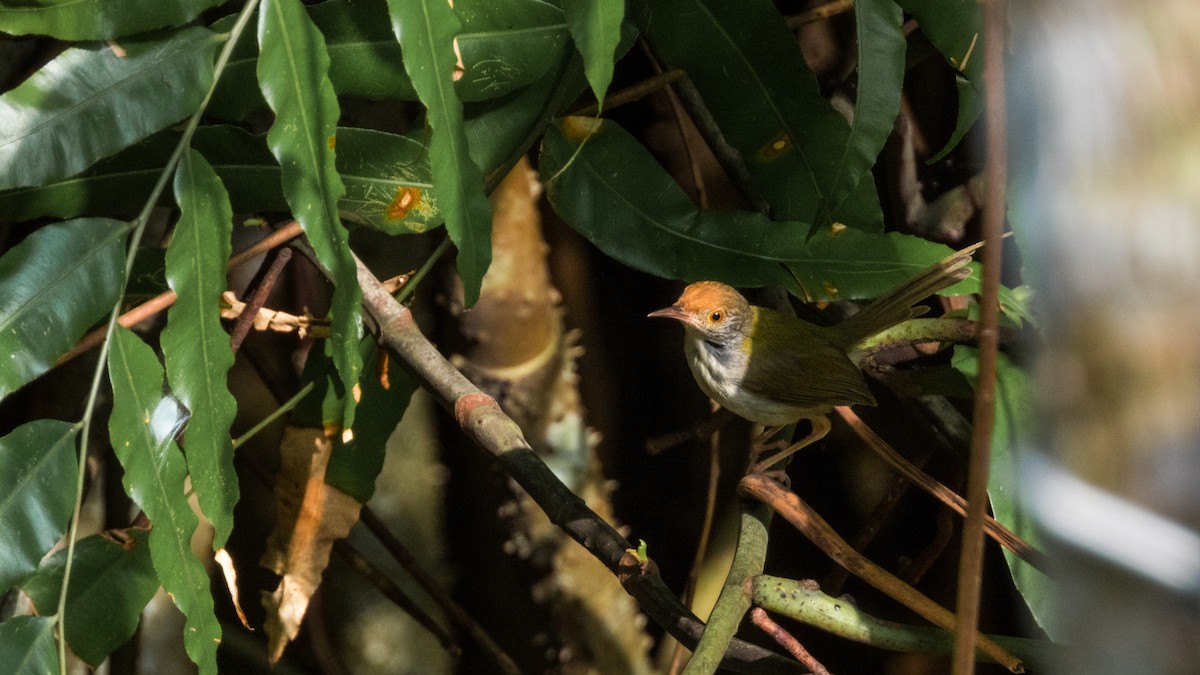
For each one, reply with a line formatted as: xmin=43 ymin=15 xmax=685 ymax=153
xmin=354 ymin=255 xmax=802 ymax=674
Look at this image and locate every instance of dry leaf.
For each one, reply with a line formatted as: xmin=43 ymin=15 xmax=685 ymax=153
xmin=260 ymin=426 xmax=361 ymax=664
xmin=215 ymin=548 xmax=251 ymax=630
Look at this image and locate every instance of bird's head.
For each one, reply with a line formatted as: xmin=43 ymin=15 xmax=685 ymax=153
xmin=648 ymin=281 xmax=752 ymax=346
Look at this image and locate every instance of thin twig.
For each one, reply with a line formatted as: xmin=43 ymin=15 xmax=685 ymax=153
xmin=354 ymin=255 xmax=803 ymax=674
xmin=750 ymin=608 xmax=832 ymax=675
xmin=331 ymin=540 xmax=460 ymax=655
xmin=230 ymin=247 xmax=293 ymax=353
xmin=835 ymin=407 xmax=1050 ymax=574
xmin=638 ymin=40 xmax=709 ymax=209
xmin=738 ymin=474 xmax=1023 ymax=672
xmin=785 ymin=0 xmax=855 ymax=30
xmin=358 ymin=506 xmax=521 ymax=675
xmin=58 ymin=220 xmax=304 ymax=365
xmin=952 ymin=0 xmax=1008 ymax=670
xmin=568 ymin=68 xmax=686 ymax=118
xmin=646 ymin=408 xmax=735 ymax=455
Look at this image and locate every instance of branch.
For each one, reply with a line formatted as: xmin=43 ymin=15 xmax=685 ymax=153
xmin=354 ymin=255 xmax=803 ymax=674
xmin=738 ymin=474 xmax=1023 ymax=672
xmin=751 ymin=576 xmax=1055 ymax=670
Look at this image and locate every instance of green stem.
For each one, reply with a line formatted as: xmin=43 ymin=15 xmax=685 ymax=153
xmin=681 ymin=501 xmax=773 ymax=674
xmin=54 ymin=3 xmax=263 ymax=673
xmin=395 ymin=235 xmax=452 ymax=306
xmin=752 ymin=575 xmax=1056 ymax=670
xmin=232 ymin=382 xmax=315 ymax=449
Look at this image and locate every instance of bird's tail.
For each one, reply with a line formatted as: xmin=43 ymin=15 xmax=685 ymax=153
xmin=832 ymin=240 xmax=983 ymax=348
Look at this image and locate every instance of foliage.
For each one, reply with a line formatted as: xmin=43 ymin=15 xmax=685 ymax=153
xmin=0 ymin=0 xmax=1031 ymax=672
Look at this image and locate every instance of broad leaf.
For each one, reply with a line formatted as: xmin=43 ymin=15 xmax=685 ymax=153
xmin=634 ymin=0 xmax=873 ymax=226
xmin=0 ymin=0 xmax=224 ymax=40
xmin=0 ymin=420 xmax=79 ymax=591
xmin=258 ymin=0 xmax=362 ymax=426
xmin=107 ymin=326 xmax=220 ymax=675
xmin=388 ymin=0 xmax=493 ymax=306
xmin=894 ymin=0 xmax=983 ymax=160
xmin=0 ymin=616 xmax=56 ymax=675
xmin=0 ymin=126 xmax=439 ymax=235
xmin=210 ymin=0 xmax=570 ymax=120
xmin=541 ymin=118 xmax=981 ymax=301
xmin=0 ymin=27 xmax=218 ymax=190
xmin=820 ymin=0 xmax=904 ymax=224
xmin=0 ymin=218 xmax=127 ymax=401
xmin=161 ymin=149 xmax=238 ymax=548
xmin=562 ymin=0 xmax=624 ymax=106
xmin=21 ymin=530 xmax=158 ymax=667
xmin=953 ymin=347 xmax=1059 ymax=641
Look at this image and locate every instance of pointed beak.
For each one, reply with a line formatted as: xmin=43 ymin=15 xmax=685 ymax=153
xmin=648 ymin=305 xmax=695 ymax=326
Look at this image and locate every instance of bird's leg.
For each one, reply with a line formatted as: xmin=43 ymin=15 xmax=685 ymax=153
xmin=749 ymin=415 xmax=832 ymax=476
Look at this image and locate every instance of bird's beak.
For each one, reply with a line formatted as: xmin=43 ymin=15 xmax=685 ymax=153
xmin=648 ymin=305 xmax=695 ymax=327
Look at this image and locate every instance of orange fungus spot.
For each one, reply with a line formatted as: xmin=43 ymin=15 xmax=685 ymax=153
xmin=563 ymin=116 xmax=603 ymax=140
xmin=387 ymin=186 xmax=421 ymax=220
xmin=327 ymin=135 xmax=336 ymax=150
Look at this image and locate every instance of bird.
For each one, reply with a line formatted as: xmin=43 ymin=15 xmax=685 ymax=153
xmin=648 ymin=243 xmax=979 ymax=472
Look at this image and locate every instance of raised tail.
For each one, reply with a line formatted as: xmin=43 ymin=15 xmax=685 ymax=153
xmin=832 ymin=240 xmax=982 ymax=348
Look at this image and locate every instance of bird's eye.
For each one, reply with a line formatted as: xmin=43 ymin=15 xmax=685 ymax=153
xmin=709 ymin=310 xmax=723 ymax=323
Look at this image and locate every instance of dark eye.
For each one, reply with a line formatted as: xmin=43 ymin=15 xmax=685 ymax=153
xmin=709 ymin=310 xmax=723 ymax=323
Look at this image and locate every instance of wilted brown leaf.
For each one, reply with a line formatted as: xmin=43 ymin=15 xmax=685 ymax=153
xmin=260 ymin=426 xmax=362 ymax=663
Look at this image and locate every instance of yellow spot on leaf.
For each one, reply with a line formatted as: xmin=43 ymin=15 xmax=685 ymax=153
xmin=386 ymin=186 xmax=421 ymax=220
xmin=757 ymin=132 xmax=793 ymax=161
xmin=822 ymin=281 xmax=839 ymax=298
xmin=341 ymin=428 xmax=354 ymax=444
xmin=829 ymin=222 xmax=847 ymax=236
xmin=327 ymin=135 xmax=336 ymax=151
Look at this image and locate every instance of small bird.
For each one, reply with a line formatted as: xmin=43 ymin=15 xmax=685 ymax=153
xmin=649 ymin=244 xmax=979 ymax=471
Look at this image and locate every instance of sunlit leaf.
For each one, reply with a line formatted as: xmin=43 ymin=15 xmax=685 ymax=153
xmin=0 ymin=420 xmax=78 ymax=591
xmin=542 ymin=118 xmax=980 ymax=301
xmin=161 ymin=149 xmax=238 ymax=548
xmin=634 ymin=0 xmax=871 ymax=226
xmin=0 ymin=0 xmax=225 ymax=40
xmin=107 ymin=326 xmax=219 ymax=675
xmin=562 ymin=0 xmax=624 ymax=106
xmin=953 ymin=347 xmax=1060 ymax=642
xmin=210 ymin=0 xmax=570 ymax=120
xmin=0 ymin=27 xmax=218 ymax=190
xmin=0 ymin=218 xmax=127 ymax=402
xmin=0 ymin=616 xmax=56 ymax=675
xmin=21 ymin=530 xmax=158 ymax=667
xmin=388 ymin=0 xmax=493 ymax=306
xmin=258 ymin=0 xmax=362 ymax=426
xmin=0 ymin=126 xmax=439 ymax=235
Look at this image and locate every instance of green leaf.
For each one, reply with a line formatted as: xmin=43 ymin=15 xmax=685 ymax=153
xmin=388 ymin=0 xmax=493 ymax=306
xmin=952 ymin=347 xmax=1060 ymax=642
xmin=562 ymin=0 xmax=624 ymax=106
xmin=0 ymin=125 xmax=440 ymax=235
xmin=210 ymin=0 xmax=570 ymax=120
xmin=894 ymin=0 xmax=983 ymax=160
xmin=0 ymin=616 xmax=56 ymax=675
xmin=0 ymin=218 xmax=127 ymax=402
xmin=326 ymin=339 xmax=418 ymax=502
xmin=0 ymin=27 xmax=219 ymax=190
xmin=107 ymin=326 xmax=220 ymax=675
xmin=161 ymin=149 xmax=238 ymax=548
xmin=820 ymin=0 xmax=904 ymax=223
xmin=542 ymin=118 xmax=977 ymax=301
xmin=21 ymin=530 xmax=158 ymax=667
xmin=634 ymin=0 xmax=867 ymax=226
xmin=0 ymin=0 xmax=225 ymax=40
xmin=0 ymin=420 xmax=79 ymax=591
xmin=258 ymin=0 xmax=363 ymax=426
